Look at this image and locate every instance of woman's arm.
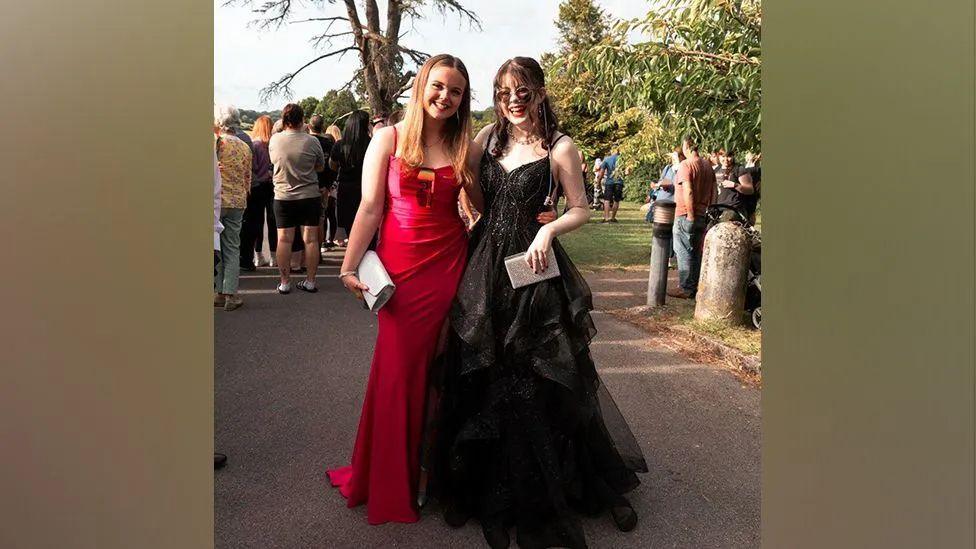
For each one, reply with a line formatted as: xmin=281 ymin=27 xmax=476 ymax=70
xmin=736 ymin=171 xmax=755 ymax=195
xmin=338 ymin=127 xmax=395 ymax=298
xmin=461 ymin=124 xmax=493 ymax=213
xmin=524 ymin=136 xmax=589 ymax=272
xmin=459 ymin=188 xmax=478 ymax=229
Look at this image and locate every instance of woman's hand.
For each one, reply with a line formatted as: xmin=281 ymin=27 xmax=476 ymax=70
xmin=340 ymin=273 xmax=370 ymax=300
xmin=536 ymin=208 xmax=557 ymax=225
xmin=524 ymin=226 xmax=555 ymax=274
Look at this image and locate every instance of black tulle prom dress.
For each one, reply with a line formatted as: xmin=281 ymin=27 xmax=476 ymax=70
xmin=433 ymin=143 xmax=649 ymax=549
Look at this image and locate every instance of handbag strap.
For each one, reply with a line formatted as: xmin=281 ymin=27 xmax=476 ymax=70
xmin=544 ymin=133 xmax=569 ymax=207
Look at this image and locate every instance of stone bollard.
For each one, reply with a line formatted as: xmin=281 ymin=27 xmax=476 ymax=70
xmin=647 ymin=200 xmax=676 ymax=307
xmin=694 ymin=221 xmax=751 ymax=325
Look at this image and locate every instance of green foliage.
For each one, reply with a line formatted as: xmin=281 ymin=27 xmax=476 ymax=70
xmin=470 ymin=108 xmax=496 ymax=135
xmin=568 ymin=0 xmax=762 ymax=153
xmin=543 ymin=0 xmax=761 ymax=202
xmin=314 ymin=89 xmax=362 ymax=127
xmin=543 ymin=0 xmax=617 ymax=160
xmin=297 ymin=96 xmax=321 ymax=122
xmin=554 ymin=0 xmax=608 ymax=55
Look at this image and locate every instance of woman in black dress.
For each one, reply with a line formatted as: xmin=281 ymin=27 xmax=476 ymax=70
xmin=434 ymin=57 xmax=647 ymax=549
xmin=330 ymin=110 xmax=371 ymax=246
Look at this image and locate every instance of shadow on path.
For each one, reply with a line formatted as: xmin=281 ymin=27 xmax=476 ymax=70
xmin=215 ymin=252 xmax=760 ymax=548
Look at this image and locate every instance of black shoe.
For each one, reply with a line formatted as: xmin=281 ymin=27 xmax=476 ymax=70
xmin=240 ymin=264 xmax=256 ymax=272
xmin=609 ymin=218 xmax=619 ymax=223
xmin=481 ymin=522 xmax=510 ymax=549
xmin=214 ymin=453 xmax=227 ymax=470
xmin=443 ymin=504 xmax=470 ymax=528
xmin=610 ymin=502 xmax=638 ymax=532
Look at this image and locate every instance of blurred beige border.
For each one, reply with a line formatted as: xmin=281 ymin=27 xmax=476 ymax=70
xmin=0 ymin=2 xmax=213 ymax=548
xmin=763 ymin=0 xmax=974 ymax=546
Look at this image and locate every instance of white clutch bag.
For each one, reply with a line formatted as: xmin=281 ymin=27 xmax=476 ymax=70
xmin=504 ymin=247 xmax=560 ymax=289
xmin=358 ymin=251 xmax=395 ymax=312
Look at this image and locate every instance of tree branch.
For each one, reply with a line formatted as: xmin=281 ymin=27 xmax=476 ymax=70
xmin=310 ymin=31 xmax=355 ymax=49
xmin=395 ymin=71 xmax=416 ymax=98
xmin=429 ymin=0 xmax=482 ymax=30
xmin=663 ymin=45 xmax=759 ymax=66
xmin=337 ymin=69 xmax=363 ymax=93
xmin=248 ymin=0 xmax=293 ymax=30
xmin=259 ymin=47 xmax=361 ymax=103
xmin=290 ymin=16 xmax=349 ymax=24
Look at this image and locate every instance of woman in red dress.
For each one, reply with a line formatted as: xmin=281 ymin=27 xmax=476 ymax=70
xmin=327 ymin=54 xmax=483 ymax=525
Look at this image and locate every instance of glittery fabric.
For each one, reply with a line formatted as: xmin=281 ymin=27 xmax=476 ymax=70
xmin=432 ymin=149 xmax=648 ymax=549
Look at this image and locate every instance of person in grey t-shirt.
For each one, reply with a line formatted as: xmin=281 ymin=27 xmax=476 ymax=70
xmin=269 ymin=129 xmax=325 ymax=201
xmin=268 ymin=103 xmax=326 ymax=294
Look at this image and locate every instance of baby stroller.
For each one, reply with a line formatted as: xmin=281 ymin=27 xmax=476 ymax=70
xmin=705 ymin=204 xmax=762 ymax=329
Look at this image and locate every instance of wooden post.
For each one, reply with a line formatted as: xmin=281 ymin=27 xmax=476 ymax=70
xmin=694 ymin=221 xmax=751 ymax=325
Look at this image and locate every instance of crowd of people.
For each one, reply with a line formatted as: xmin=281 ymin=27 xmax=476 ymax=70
xmin=212 ymin=102 xmax=400 ymax=310
xmin=583 ymin=141 xmax=762 ymax=300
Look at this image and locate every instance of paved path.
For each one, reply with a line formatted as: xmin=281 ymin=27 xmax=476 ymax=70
xmin=216 ymin=251 xmax=760 ymax=548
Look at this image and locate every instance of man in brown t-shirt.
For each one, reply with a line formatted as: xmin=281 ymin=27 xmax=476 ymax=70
xmin=669 ymin=136 xmax=716 ymax=299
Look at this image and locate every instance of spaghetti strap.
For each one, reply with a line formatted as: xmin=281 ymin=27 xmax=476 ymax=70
xmin=392 ymin=125 xmax=398 ymax=156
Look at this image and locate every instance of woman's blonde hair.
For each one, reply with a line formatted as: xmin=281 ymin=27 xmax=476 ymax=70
xmin=251 ymin=115 xmax=273 ymax=143
xmin=399 ymin=54 xmax=472 ymax=186
xmin=326 ymin=124 xmax=342 ymax=141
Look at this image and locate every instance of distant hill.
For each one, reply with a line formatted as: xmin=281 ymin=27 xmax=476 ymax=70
xmin=238 ymin=108 xmax=282 ymax=130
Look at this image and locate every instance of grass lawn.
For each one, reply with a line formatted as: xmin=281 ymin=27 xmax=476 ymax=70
xmin=638 ymin=300 xmax=762 ymax=356
xmin=560 ymin=201 xmax=762 ymax=357
xmin=559 ymin=201 xmax=652 ymax=271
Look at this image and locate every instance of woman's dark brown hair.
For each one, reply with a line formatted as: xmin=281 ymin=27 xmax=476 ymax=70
xmin=282 ymin=103 xmax=304 ymax=129
xmin=490 ymin=56 xmax=560 ymax=158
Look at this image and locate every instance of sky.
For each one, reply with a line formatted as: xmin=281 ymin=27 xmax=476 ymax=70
xmin=215 ymin=0 xmax=651 ymax=111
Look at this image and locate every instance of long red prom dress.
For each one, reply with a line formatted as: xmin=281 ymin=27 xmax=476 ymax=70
xmin=327 ymin=128 xmax=468 ymax=524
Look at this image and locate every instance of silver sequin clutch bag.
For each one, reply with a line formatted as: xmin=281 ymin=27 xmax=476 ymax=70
xmin=504 ymin=247 xmax=560 ymax=289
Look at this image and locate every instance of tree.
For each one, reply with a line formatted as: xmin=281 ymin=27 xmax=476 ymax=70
xmin=298 ymin=96 xmax=321 ymax=121
xmin=313 ymin=89 xmax=362 ymax=127
xmin=554 ymin=0 xmax=608 ymax=56
xmin=229 ymin=0 xmax=481 ymax=115
xmin=566 ymin=0 xmax=762 ymax=153
xmin=470 ymin=108 xmax=496 ymax=134
xmin=542 ymin=0 xmax=619 ymax=159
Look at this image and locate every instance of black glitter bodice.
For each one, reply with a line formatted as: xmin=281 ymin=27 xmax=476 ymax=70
xmin=479 ymin=152 xmax=553 ymax=243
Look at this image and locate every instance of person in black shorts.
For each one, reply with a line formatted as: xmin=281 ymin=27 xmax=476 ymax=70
xmin=598 ymin=149 xmax=624 ymax=222
xmin=268 ymin=103 xmax=326 ymax=294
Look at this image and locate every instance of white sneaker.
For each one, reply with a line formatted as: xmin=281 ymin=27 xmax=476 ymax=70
xmin=297 ymin=280 xmax=318 ymax=293
xmin=277 ymin=282 xmax=291 ymax=294
xmin=256 ymin=256 xmax=270 ymax=267
xmin=268 ymin=257 xmax=276 ymax=267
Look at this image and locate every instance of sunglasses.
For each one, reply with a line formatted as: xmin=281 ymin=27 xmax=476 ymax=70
xmin=494 ymin=86 xmax=536 ymax=105
xmin=416 ymin=168 xmax=436 ymax=208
